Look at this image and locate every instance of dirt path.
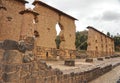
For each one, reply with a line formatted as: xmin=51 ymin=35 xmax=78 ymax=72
xmin=90 ymin=65 xmax=120 ymax=83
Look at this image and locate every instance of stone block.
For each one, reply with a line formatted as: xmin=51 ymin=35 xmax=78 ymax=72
xmin=3 ymin=50 xmax=22 ymax=64
xmin=97 ymin=57 xmax=104 ymax=61
xmin=18 ymin=38 xmax=35 ymax=53
xmin=24 ymin=37 xmax=35 ymax=45
xmin=2 ymin=72 xmax=20 ymax=82
xmin=85 ymin=58 xmax=93 ymax=62
xmin=64 ymin=60 xmax=75 ymax=66
xmin=117 ymin=79 xmax=120 ymax=83
xmin=2 ymin=40 xmax=18 ymax=50
xmin=2 ymin=65 xmax=16 ymax=73
xmin=25 ymin=78 xmax=36 ymax=83
xmin=105 ymin=56 xmax=110 ymax=59
xmin=23 ymin=52 xmax=34 ymax=63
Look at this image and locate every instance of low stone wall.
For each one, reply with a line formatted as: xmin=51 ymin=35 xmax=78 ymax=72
xmin=0 ymin=61 xmax=113 ymax=83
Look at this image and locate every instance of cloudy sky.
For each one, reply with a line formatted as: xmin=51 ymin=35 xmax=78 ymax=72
xmin=26 ymin=0 xmax=120 ymax=35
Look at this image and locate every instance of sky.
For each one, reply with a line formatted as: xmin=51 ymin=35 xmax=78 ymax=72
xmin=26 ymin=0 xmax=120 ymax=35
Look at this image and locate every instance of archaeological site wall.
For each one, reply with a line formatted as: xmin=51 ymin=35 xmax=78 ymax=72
xmin=87 ymin=26 xmax=115 ymax=58
xmin=19 ymin=9 xmax=39 ymax=40
xmin=0 ymin=0 xmax=28 ymax=41
xmin=0 ymin=44 xmax=114 ymax=83
xmin=33 ymin=1 xmax=77 ymax=59
xmin=0 ymin=0 xmax=77 ymax=60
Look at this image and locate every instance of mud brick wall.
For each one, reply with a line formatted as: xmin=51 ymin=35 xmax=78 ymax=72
xmin=20 ymin=10 xmax=38 ymax=40
xmin=33 ymin=1 xmax=76 ymax=59
xmin=59 ymin=15 xmax=76 ymax=50
xmin=33 ymin=3 xmax=59 ymax=48
xmin=87 ymin=26 xmax=115 ymax=58
xmin=33 ymin=2 xmax=76 ymax=50
xmin=0 ymin=0 xmax=76 ymax=60
xmin=0 ymin=0 xmax=26 ymax=41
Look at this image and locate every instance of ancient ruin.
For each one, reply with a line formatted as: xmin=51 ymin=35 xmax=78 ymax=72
xmin=0 ymin=0 xmax=77 ymax=82
xmin=0 ymin=0 xmax=77 ymax=60
xmin=87 ymin=26 xmax=115 ymax=57
xmin=0 ymin=0 xmax=119 ymax=83
xmin=32 ymin=1 xmax=77 ymax=60
xmin=0 ymin=0 xmax=28 ymax=41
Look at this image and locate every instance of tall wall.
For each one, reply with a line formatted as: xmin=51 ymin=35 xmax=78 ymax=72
xmin=33 ymin=3 xmax=59 ymax=48
xmin=0 ymin=0 xmax=76 ymax=60
xmin=33 ymin=1 xmax=76 ymax=59
xmin=19 ymin=9 xmax=39 ymax=39
xmin=59 ymin=15 xmax=76 ymax=50
xmin=87 ymin=26 xmax=114 ymax=58
xmin=0 ymin=0 xmax=26 ymax=41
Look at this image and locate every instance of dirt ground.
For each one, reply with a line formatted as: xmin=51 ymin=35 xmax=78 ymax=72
xmin=46 ymin=57 xmax=120 ymax=82
xmin=46 ymin=57 xmax=120 ymax=74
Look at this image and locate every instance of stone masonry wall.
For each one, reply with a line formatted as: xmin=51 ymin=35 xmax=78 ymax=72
xmin=0 ymin=51 xmax=113 ymax=83
xmin=87 ymin=26 xmax=114 ymax=58
xmin=0 ymin=40 xmax=116 ymax=83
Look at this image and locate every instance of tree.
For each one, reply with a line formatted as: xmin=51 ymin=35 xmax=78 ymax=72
xmin=107 ymin=32 xmax=110 ymax=37
xmin=55 ymin=36 xmax=61 ymax=49
xmin=114 ymin=36 xmax=120 ymax=51
xmin=75 ymin=31 xmax=88 ymax=50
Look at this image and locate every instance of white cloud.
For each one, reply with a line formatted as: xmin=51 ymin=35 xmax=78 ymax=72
xmin=26 ymin=0 xmax=120 ymax=35
xmin=102 ymin=11 xmax=120 ymax=21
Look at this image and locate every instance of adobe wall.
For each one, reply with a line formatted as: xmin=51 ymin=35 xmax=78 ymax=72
xmin=59 ymin=15 xmax=76 ymax=50
xmin=87 ymin=27 xmax=114 ymax=58
xmin=0 ymin=0 xmax=76 ymax=60
xmin=33 ymin=4 xmax=59 ymax=48
xmin=33 ymin=2 xmax=76 ymax=59
xmin=19 ymin=10 xmax=38 ymax=39
xmin=0 ymin=0 xmax=26 ymax=41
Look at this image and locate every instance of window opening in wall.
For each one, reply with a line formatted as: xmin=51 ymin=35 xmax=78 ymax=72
xmin=55 ymin=22 xmax=64 ymax=49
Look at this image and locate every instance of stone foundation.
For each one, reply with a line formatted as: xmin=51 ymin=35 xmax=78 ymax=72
xmin=0 ymin=61 xmax=114 ymax=83
xmin=35 ymin=46 xmax=76 ymax=60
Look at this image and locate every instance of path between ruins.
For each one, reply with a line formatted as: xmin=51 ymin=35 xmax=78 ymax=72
xmin=90 ymin=65 xmax=120 ymax=83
